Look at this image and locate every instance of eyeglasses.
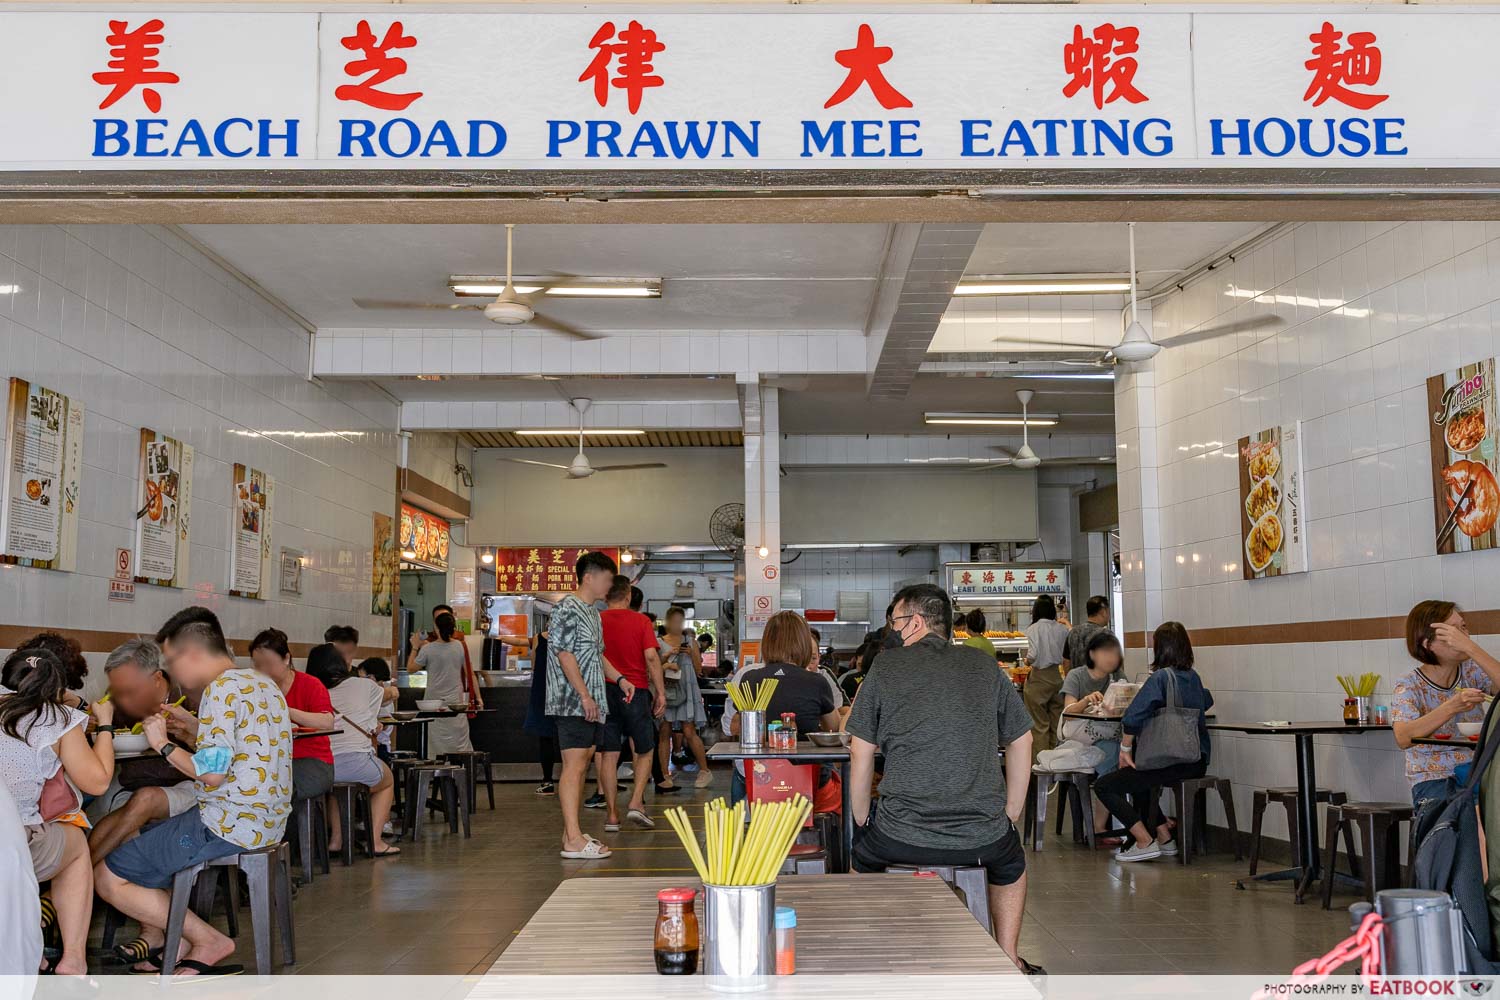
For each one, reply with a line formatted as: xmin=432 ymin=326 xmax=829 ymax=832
xmin=890 ymin=614 xmax=919 ymax=628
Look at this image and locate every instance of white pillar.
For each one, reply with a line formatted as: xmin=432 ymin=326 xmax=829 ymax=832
xmin=1115 ymin=363 xmax=1164 ymax=672
xmin=741 ymin=383 xmax=780 ymax=659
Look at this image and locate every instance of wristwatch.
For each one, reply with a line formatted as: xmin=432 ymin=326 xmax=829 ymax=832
xmin=95 ymin=725 xmax=115 ymax=734
xmin=158 ymin=743 xmax=178 ymax=759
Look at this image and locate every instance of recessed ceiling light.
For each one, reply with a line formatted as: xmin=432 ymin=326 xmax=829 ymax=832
xmin=954 ymin=279 xmax=1131 ymax=296
xmin=923 ymin=412 xmax=1060 ymax=427
xmin=449 ymin=276 xmax=661 ymax=299
xmin=514 ymin=429 xmax=646 ymax=437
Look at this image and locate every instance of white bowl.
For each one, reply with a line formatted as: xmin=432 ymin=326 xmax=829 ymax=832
xmin=112 ymin=733 xmax=150 ymax=753
xmin=1458 ymin=722 xmax=1483 ymax=737
xmin=415 ymin=699 xmax=446 ymax=712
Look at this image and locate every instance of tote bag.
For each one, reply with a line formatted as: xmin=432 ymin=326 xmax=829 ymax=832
xmin=1133 ymin=670 xmax=1202 ymax=770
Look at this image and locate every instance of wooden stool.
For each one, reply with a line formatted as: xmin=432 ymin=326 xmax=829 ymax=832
xmin=161 ymin=843 xmax=295 ymax=976
xmin=888 ymin=865 xmax=992 ymax=934
xmin=1249 ymin=786 xmax=1346 ymax=876
xmin=1163 ymin=775 xmax=1241 ymax=865
xmin=1027 ymin=766 xmax=1097 ymax=851
xmin=441 ymin=750 xmax=496 ymax=812
xmin=1320 ymin=801 xmax=1413 ymax=910
xmin=291 ymin=796 xmax=330 ymax=884
xmin=403 ymin=763 xmax=470 ymax=839
xmin=330 ymin=781 xmax=375 ymax=866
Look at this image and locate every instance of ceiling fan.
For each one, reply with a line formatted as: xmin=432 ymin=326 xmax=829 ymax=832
xmin=501 ymin=399 xmax=667 ymax=480
xmin=353 ymin=225 xmax=599 ymax=340
xmin=990 ymin=222 xmax=1282 ymax=364
xmin=966 ymin=390 xmax=1046 ymax=471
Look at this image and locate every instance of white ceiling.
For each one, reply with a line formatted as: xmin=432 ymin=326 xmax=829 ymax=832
xmin=381 ymin=375 xmax=738 ymax=403
xmin=965 ymin=222 xmax=1266 ymax=286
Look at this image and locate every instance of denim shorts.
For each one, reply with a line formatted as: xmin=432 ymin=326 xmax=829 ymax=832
xmin=105 ymin=808 xmax=241 ymax=889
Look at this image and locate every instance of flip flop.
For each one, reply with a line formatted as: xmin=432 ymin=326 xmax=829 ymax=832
xmin=372 ymin=846 xmax=402 ymax=857
xmin=560 ymin=839 xmax=612 ymax=859
xmin=604 ymin=821 xmax=621 ymax=833
xmin=627 ymin=809 xmax=655 ymax=829
xmin=113 ymin=938 xmax=156 ymax=965
xmin=129 ymin=948 xmax=167 ymax=974
xmin=170 ymin=959 xmax=245 ymax=978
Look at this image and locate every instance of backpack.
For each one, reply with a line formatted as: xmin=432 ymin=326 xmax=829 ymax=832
xmin=1411 ymin=692 xmax=1500 ymax=973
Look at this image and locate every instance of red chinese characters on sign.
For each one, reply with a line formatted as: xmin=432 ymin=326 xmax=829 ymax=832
xmin=93 ymin=19 xmax=179 ymax=113
xmin=960 ymin=571 xmax=973 ymax=585
xmin=335 ymin=20 xmax=423 ymax=111
xmin=1046 ymin=570 xmax=1058 ymax=584
xmin=580 ymin=20 xmax=665 ymax=115
xmin=492 ymin=547 xmax=621 ymax=594
xmin=1024 ymin=570 xmax=1038 ymax=584
xmin=1303 ymin=22 xmax=1388 ymax=110
xmin=824 ymin=24 xmax=912 ymax=111
xmin=1003 ymin=571 xmax=1015 ymax=583
xmin=982 ymin=571 xmax=995 ymax=584
xmin=1062 ymin=23 xmax=1147 ymax=110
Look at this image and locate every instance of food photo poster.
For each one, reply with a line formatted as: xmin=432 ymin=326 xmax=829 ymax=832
xmin=1429 ymin=358 xmax=1500 ymax=555
xmin=0 ymin=378 xmax=83 ymax=571
xmin=1239 ymin=422 xmax=1308 ymax=580
xmin=135 ymin=428 xmax=193 ymax=588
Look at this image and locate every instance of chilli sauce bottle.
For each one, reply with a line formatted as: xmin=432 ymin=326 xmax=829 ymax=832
xmin=654 ymin=887 xmax=700 ymax=975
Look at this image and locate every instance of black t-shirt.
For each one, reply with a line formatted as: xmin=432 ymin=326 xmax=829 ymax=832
xmin=739 ymin=662 xmax=835 ymax=736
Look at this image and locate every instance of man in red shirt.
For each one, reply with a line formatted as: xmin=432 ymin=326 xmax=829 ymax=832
xmin=598 ymin=575 xmax=665 ymax=830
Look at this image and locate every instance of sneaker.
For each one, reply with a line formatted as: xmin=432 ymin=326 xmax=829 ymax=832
xmin=584 ymin=792 xmax=606 ymax=809
xmin=694 ymin=770 xmax=714 ymax=788
xmin=1114 ymin=841 xmax=1163 ymax=863
xmin=681 ymin=762 xmax=700 ymax=773
xmin=619 ymin=764 xmax=634 ymax=779
xmin=535 ymin=782 xmax=556 ymax=795
xmin=1157 ymin=838 xmax=1179 ymax=857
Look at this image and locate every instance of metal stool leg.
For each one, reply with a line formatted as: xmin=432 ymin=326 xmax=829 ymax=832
xmin=160 ymin=863 xmax=206 ymax=977
xmin=274 ymin=845 xmax=296 ymax=966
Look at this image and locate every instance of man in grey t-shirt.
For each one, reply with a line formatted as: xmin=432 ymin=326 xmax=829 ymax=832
xmin=847 ymin=584 xmax=1039 ymax=975
xmin=1062 ymin=595 xmax=1112 ymax=671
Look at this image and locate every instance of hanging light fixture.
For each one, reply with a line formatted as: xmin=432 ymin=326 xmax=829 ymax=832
xmin=481 ymin=550 xmax=494 ymax=565
xmin=620 ymin=549 xmax=634 ymax=564
xmin=756 ymin=544 xmax=770 ymax=560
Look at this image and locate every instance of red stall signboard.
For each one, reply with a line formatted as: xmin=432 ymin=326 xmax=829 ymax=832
xmin=492 ymin=547 xmax=620 ymax=594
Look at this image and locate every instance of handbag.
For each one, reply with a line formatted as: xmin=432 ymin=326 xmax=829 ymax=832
xmin=1133 ymin=669 xmax=1203 ymax=770
xmin=39 ymin=768 xmax=82 ymax=822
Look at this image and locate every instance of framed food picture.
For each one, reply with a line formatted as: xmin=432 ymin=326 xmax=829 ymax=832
xmin=1238 ymin=422 xmax=1308 ymax=580
xmin=1428 ymin=359 xmax=1500 ymax=555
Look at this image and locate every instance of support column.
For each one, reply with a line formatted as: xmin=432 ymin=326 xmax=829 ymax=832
xmin=1115 ymin=364 xmax=1164 ymax=672
xmin=740 ymin=380 xmax=780 ymax=661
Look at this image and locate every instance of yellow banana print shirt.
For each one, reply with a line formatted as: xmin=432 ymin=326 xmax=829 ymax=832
xmin=195 ymin=667 xmax=294 ymax=849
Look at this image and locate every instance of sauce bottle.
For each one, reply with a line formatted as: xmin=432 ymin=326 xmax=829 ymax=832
xmin=654 ymin=887 xmax=699 ymax=975
xmin=780 ymin=713 xmax=798 ymax=747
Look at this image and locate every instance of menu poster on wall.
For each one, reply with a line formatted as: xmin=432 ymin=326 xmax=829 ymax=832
xmin=0 ymin=379 xmax=83 ymax=570
xmin=491 ymin=547 xmax=622 ymax=594
xmin=228 ymin=464 xmax=274 ymax=599
xmin=1427 ymin=359 xmax=1500 ymax=555
xmin=398 ymin=503 xmax=451 ymax=571
xmin=371 ymin=512 xmax=396 ymax=617
xmin=1238 ymin=422 xmax=1308 ymax=580
xmin=134 ymin=429 xmax=194 ymax=588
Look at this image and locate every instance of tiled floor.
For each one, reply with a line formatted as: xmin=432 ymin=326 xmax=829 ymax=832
xmin=93 ymin=772 xmax=1358 ymax=976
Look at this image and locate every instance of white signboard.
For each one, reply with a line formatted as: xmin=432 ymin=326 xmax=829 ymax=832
xmin=0 ymin=8 xmax=1485 ymax=169
xmin=948 ymin=563 xmax=1069 ymax=599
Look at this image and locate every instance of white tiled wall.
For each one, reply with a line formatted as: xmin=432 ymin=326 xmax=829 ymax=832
xmin=0 ymin=225 xmax=398 ymax=697
xmin=931 ymin=294 xmax=1132 ymax=353
xmin=1127 ymin=220 xmax=1500 ymax=837
xmin=406 ymin=430 xmax=473 ymax=504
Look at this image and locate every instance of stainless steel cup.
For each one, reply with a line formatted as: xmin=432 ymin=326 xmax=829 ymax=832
xmin=740 ymin=710 xmax=766 ymax=750
xmin=1355 ymin=696 xmax=1371 ymax=724
xmin=702 ymin=882 xmax=776 ymax=979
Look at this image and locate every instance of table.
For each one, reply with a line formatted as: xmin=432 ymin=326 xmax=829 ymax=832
xmin=1208 ymin=720 xmax=1391 ymax=901
xmin=487 ymin=874 xmax=1020 ymax=979
xmin=381 ymin=716 xmax=435 ymax=757
xmin=706 ymin=741 xmax=853 ymax=872
xmin=1413 ymin=735 xmax=1479 ymax=750
xmin=293 ymin=728 xmax=342 ymax=740
xmin=1061 ymin=708 xmax=1123 ymax=722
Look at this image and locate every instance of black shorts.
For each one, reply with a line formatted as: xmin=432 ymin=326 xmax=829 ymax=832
xmin=851 ymin=822 xmax=1026 ymax=886
xmin=601 ymin=685 xmax=657 ymax=756
xmin=551 ymin=715 xmax=604 ymax=752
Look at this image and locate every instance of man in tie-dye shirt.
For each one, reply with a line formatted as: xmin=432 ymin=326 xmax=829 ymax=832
xmin=95 ymin=607 xmax=292 ymax=975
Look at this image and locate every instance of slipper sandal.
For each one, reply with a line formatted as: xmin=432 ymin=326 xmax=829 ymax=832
xmin=170 ymin=959 xmax=245 ymax=978
xmin=560 ymin=839 xmax=613 ymax=859
xmin=129 ymin=948 xmax=167 ymax=974
xmin=604 ymin=821 xmax=621 ymax=833
xmin=627 ymin=809 xmax=656 ymax=829
xmin=112 ymin=938 xmax=155 ymax=965
xmin=372 ymin=846 xmax=402 ymax=858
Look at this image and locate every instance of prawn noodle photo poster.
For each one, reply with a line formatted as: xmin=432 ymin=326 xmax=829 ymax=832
xmin=1239 ymin=422 xmax=1308 ymax=580
xmin=0 ymin=378 xmax=83 ymax=571
xmin=134 ymin=428 xmax=193 ymax=588
xmin=1429 ymin=359 xmax=1500 ymax=555
xmin=228 ymin=463 xmax=273 ymax=600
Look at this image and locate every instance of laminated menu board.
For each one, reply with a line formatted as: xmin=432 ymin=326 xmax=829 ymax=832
xmin=1428 ymin=358 xmax=1500 ymax=555
xmin=0 ymin=378 xmax=83 ymax=570
xmin=1238 ymin=422 xmax=1308 ymax=579
xmin=134 ymin=429 xmax=193 ymax=588
xmin=399 ymin=503 xmax=451 ymax=571
xmin=228 ymin=463 xmax=273 ymax=600
xmin=371 ymin=511 xmax=396 ymax=616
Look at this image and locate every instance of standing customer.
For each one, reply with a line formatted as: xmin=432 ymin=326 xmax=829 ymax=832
xmin=1093 ymin=622 xmax=1214 ymax=863
xmin=250 ymin=628 xmax=335 ymax=805
xmin=306 ymin=644 xmax=400 ymax=858
xmin=97 ymin=607 xmax=293 ymax=977
xmin=1022 ymin=595 xmax=1071 ymax=760
xmin=1392 ymin=600 xmax=1500 ymax=809
xmin=598 ymin=574 xmax=665 ymax=831
xmin=408 ymin=613 xmax=478 ymax=755
xmin=847 ymin=585 xmax=1039 ymax=974
xmin=516 ymin=631 xmax=557 ymax=794
xmin=547 ymin=551 xmax=637 ymax=859
xmin=1063 ymin=596 xmax=1111 ymax=671
xmin=659 ymin=607 xmax=713 ymax=788
xmin=0 ymin=648 xmax=115 ymax=975
xmin=962 ymin=610 xmax=998 ymax=658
